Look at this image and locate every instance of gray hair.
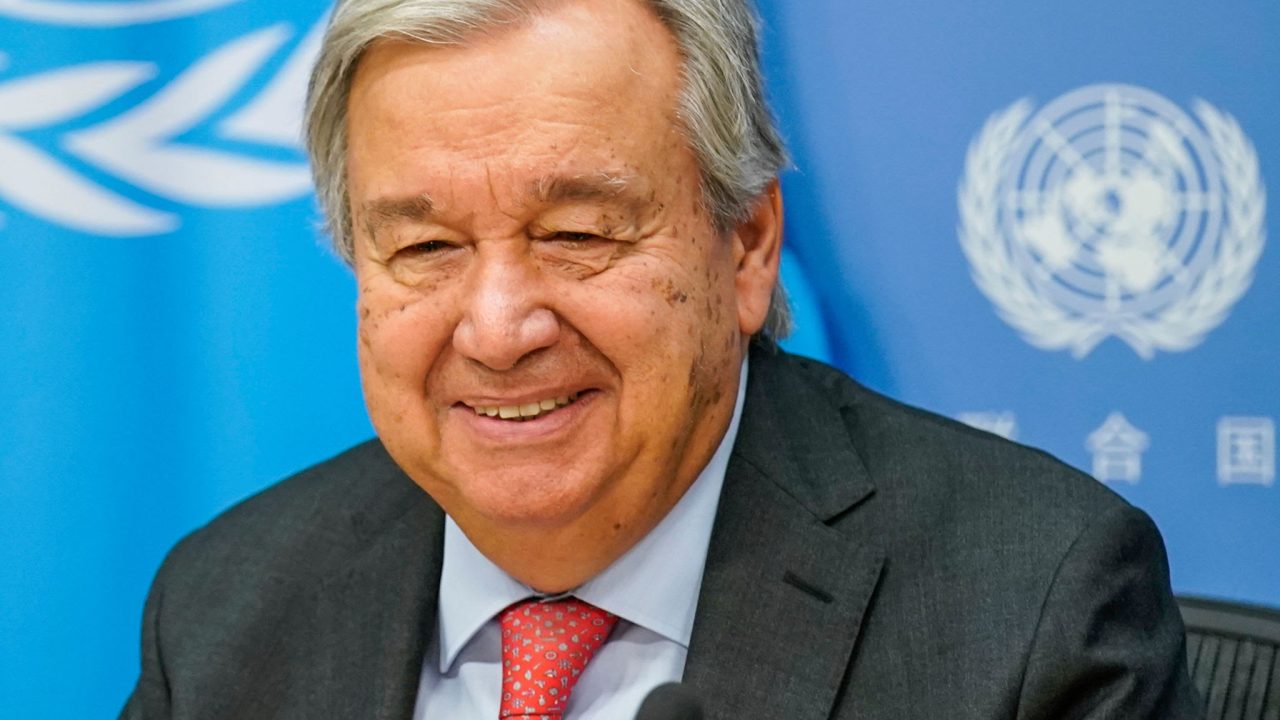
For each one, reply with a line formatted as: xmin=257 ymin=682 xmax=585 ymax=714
xmin=304 ymin=0 xmax=792 ymax=337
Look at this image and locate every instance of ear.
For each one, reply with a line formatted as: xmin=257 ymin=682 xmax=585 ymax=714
xmin=731 ymin=179 xmax=784 ymax=336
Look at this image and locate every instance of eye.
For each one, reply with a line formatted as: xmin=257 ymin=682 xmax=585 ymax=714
xmin=533 ymin=230 xmax=620 ymax=278
xmin=400 ymin=240 xmax=453 ymax=254
xmin=550 ymin=231 xmax=608 ymax=244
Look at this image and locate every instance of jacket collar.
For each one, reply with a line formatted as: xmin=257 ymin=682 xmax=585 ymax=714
xmin=212 ymin=446 xmax=444 ymax=720
xmin=317 ymin=497 xmax=443 ymax=719
xmin=682 ymin=345 xmax=885 ymax=719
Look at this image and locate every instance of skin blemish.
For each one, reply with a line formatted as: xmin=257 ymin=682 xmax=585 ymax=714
xmin=651 ymin=277 xmax=689 ymax=306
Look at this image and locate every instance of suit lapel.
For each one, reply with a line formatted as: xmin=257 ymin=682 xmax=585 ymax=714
xmin=213 ymin=458 xmax=446 ymax=720
xmin=313 ymin=497 xmax=444 ymax=719
xmin=684 ymin=348 xmax=885 ymax=719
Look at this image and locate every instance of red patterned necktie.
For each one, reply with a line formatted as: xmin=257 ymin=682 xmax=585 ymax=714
xmin=498 ymin=597 xmax=619 ymax=718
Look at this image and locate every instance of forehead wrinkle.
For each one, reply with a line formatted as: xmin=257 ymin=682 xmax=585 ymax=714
xmin=483 ymin=162 xmax=532 ymax=223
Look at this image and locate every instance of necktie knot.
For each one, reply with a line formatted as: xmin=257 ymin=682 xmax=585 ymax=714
xmin=498 ymin=597 xmax=618 ymax=718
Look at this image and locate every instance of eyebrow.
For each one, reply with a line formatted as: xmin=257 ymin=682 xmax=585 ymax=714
xmin=361 ymin=194 xmax=437 ymax=239
xmin=359 ymin=171 xmax=652 ymax=238
xmin=532 ymin=172 xmax=648 ymax=209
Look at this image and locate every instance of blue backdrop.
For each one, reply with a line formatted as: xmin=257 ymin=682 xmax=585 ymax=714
xmin=1 ymin=1 xmax=1275 ymax=716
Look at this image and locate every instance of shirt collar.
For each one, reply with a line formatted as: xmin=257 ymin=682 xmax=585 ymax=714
xmin=436 ymin=360 xmax=749 ymax=672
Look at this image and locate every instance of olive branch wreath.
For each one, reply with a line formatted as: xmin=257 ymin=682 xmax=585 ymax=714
xmin=0 ymin=18 xmax=320 ymax=237
xmin=957 ymin=95 xmax=1265 ymax=360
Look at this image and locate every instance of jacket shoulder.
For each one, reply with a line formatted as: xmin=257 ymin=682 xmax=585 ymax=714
xmin=764 ymin=353 xmax=1192 ymax=717
xmin=769 ymin=350 xmax=1131 ymax=535
xmin=159 ymin=439 xmax=424 ymax=609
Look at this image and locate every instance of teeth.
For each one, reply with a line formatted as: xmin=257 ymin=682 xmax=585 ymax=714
xmin=473 ymin=392 xmax=580 ymax=421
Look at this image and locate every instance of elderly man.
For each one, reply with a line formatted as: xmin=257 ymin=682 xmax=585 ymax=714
xmin=122 ymin=0 xmax=1201 ymax=718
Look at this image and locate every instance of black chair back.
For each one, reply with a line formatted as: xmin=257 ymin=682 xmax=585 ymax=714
xmin=1179 ymin=595 xmax=1280 ymax=720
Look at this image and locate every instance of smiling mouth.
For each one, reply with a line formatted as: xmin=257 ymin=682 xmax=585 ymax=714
xmin=467 ymin=392 xmax=582 ymax=422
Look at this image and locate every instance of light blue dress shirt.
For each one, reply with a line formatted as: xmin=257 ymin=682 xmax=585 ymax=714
xmin=413 ymin=362 xmax=748 ymax=719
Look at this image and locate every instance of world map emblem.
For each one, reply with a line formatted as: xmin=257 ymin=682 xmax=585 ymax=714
xmin=958 ymin=84 xmax=1266 ymax=359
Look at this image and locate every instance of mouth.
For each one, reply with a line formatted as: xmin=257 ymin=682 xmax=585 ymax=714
xmin=464 ymin=392 xmax=584 ymax=422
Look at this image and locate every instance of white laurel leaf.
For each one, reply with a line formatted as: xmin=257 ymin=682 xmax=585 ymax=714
xmin=0 ymin=0 xmax=243 ymax=27
xmin=220 ymin=15 xmax=325 ymax=148
xmin=63 ymin=24 xmax=312 ymax=205
xmin=1132 ymin=100 xmax=1267 ymax=354
xmin=0 ymin=62 xmax=155 ymax=130
xmin=69 ymin=24 xmax=289 ymax=142
xmin=97 ymin=143 xmax=311 ymax=205
xmin=957 ymin=97 xmax=1099 ymax=356
xmin=0 ymin=134 xmax=176 ymax=235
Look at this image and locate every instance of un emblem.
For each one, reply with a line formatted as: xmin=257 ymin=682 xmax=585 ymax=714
xmin=958 ymin=84 xmax=1266 ymax=359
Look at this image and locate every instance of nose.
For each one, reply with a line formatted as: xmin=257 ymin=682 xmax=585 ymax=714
xmin=452 ymin=250 xmax=559 ymax=371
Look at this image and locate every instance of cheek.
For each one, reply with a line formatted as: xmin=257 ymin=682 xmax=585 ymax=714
xmin=556 ymin=243 xmax=733 ymax=382
xmin=356 ymin=287 xmax=452 ymax=399
xmin=565 ymin=264 xmax=693 ymax=352
xmin=356 ymin=292 xmax=457 ymax=466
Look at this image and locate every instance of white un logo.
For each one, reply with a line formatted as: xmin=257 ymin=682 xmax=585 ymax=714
xmin=958 ymin=84 xmax=1266 ymax=359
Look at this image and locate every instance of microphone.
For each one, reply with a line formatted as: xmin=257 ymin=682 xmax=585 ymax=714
xmin=634 ymin=682 xmax=704 ymax=720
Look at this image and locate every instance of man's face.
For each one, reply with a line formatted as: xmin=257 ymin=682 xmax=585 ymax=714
xmin=344 ymin=0 xmax=777 ymax=564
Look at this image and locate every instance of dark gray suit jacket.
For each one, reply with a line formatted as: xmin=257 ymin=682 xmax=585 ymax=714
xmin=122 ymin=348 xmax=1202 ymax=719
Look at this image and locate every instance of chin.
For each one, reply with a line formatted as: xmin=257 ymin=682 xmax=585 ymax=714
xmin=459 ymin=469 xmax=609 ymax=529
